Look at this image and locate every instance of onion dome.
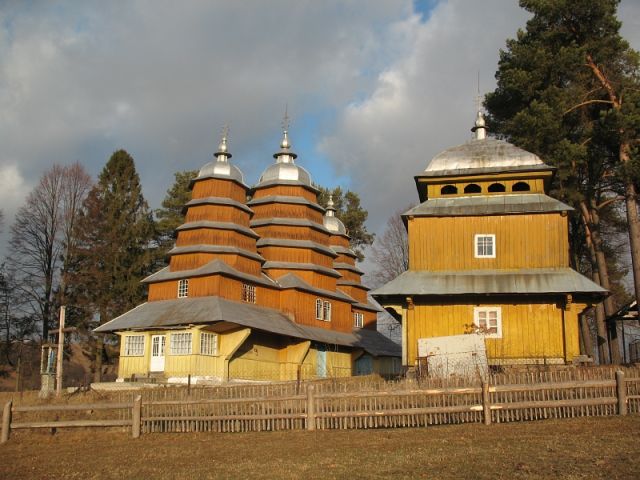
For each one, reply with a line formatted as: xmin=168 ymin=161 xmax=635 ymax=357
xmin=257 ymin=129 xmax=312 ymax=186
xmin=198 ymin=133 xmax=245 ymax=183
xmin=323 ymin=195 xmax=347 ymax=235
xmin=424 ymin=111 xmax=544 ymax=174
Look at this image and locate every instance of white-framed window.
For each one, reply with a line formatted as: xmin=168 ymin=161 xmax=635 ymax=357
xmin=316 ymin=298 xmax=323 ymax=320
xmin=170 ymin=332 xmax=192 ymax=355
xmin=353 ymin=312 xmax=364 ymax=328
xmin=124 ymin=335 xmax=145 ymax=356
xmin=242 ymin=283 xmax=256 ymax=303
xmin=178 ymin=278 xmax=189 ymax=298
xmin=474 ymin=307 xmax=502 ymax=338
xmin=474 ymin=234 xmax=496 ymax=258
xmin=200 ymin=332 xmax=217 ymax=356
xmin=323 ymin=301 xmax=332 ymax=322
xmin=315 ymin=299 xmax=332 ymax=321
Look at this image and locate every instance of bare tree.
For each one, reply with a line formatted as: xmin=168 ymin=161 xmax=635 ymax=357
xmin=370 ymin=205 xmax=413 ymax=287
xmin=8 ymin=164 xmax=92 ymax=341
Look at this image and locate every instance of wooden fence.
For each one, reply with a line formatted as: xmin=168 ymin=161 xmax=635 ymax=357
xmin=2 ymin=369 xmax=639 ymax=441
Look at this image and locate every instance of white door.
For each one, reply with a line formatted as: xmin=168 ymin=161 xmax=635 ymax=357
xmin=150 ymin=335 xmax=166 ymax=372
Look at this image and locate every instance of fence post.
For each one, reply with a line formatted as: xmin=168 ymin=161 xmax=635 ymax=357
xmin=616 ymin=370 xmax=627 ymax=416
xmin=132 ymin=395 xmax=142 ymax=438
xmin=306 ymin=384 xmax=316 ymax=431
xmin=1 ymin=400 xmax=11 ymax=443
xmin=482 ymin=380 xmax=491 ymax=426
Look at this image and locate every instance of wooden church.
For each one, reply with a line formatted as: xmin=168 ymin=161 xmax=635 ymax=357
xmin=372 ymin=112 xmax=606 ymax=368
xmin=96 ymin=129 xmax=400 ymax=383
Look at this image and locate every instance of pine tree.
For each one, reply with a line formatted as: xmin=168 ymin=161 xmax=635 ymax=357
xmin=485 ymin=0 xmax=639 ymax=363
xmin=317 ymin=186 xmax=375 ymax=261
xmin=70 ymin=150 xmax=154 ymax=380
xmin=154 ymin=170 xmax=198 ymax=267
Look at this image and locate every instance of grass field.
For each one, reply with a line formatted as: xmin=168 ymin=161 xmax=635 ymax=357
xmin=2 ymin=416 xmax=639 ymax=479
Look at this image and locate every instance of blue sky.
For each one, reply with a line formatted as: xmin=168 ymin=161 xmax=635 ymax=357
xmin=1 ymin=0 xmax=639 ymax=277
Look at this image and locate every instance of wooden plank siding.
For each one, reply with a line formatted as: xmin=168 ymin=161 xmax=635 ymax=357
xmin=405 ymin=299 xmax=583 ymax=366
xmin=408 ymin=213 xmax=569 ymax=271
xmin=258 ymin=246 xmax=335 ymax=268
xmin=191 ymin=178 xmax=247 ymax=203
xmin=252 ymin=185 xmax=317 ymax=203
xmin=184 ymin=204 xmax=251 ymax=226
xmin=175 ymin=229 xmax=257 ymax=250
xmin=251 ymin=204 xmax=324 ymax=224
xmin=279 ymin=289 xmax=353 ymax=333
xmin=253 ymin=225 xmax=331 ymax=244
xmin=266 ymin=269 xmax=337 ymax=291
xmin=168 ymin=252 xmax=262 ymax=275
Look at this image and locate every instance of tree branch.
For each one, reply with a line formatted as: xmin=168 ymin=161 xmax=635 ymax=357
xmin=564 ymin=99 xmax=614 ymax=115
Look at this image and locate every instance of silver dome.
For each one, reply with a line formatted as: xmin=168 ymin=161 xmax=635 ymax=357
xmin=425 ymin=138 xmax=544 ymax=173
xmin=258 ymin=162 xmax=312 ymax=186
xmin=197 ymin=159 xmax=245 ymax=183
xmin=324 ymin=215 xmax=346 ymax=235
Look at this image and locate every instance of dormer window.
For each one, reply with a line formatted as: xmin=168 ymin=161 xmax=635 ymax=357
xmin=475 ymin=234 xmax=496 ymax=258
xmin=441 ymin=185 xmax=458 ymax=195
xmin=242 ymin=283 xmax=256 ymax=303
xmin=464 ymin=184 xmax=482 ymax=194
xmin=178 ymin=279 xmax=189 ymax=298
xmin=512 ymin=181 xmax=531 ymax=192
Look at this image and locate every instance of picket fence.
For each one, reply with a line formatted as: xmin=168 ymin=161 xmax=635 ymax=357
xmin=2 ymin=367 xmax=639 ymax=441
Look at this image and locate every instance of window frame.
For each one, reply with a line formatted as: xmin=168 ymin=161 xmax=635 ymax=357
xmin=353 ymin=312 xmax=364 ymax=328
xmin=170 ymin=332 xmax=193 ymax=355
xmin=473 ymin=306 xmax=502 ymax=338
xmin=474 ymin=234 xmax=496 ymax=258
xmin=241 ymin=283 xmax=256 ymax=303
xmin=124 ymin=335 xmax=145 ymax=356
xmin=323 ymin=301 xmax=332 ymax=322
xmin=316 ymin=298 xmax=323 ymax=320
xmin=178 ymin=278 xmax=189 ymax=298
xmin=200 ymin=332 xmax=218 ymax=356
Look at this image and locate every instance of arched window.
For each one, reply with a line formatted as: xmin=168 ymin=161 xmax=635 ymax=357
xmin=488 ymin=183 xmax=506 ymax=193
xmin=464 ymin=183 xmax=482 ymax=194
xmin=512 ymin=181 xmax=531 ymax=192
xmin=440 ymin=184 xmax=458 ymax=195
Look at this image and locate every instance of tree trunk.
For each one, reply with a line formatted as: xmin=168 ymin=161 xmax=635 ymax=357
xmin=579 ymin=313 xmax=594 ymax=359
xmin=579 ymin=200 xmax=612 ymax=363
xmin=623 ymin=177 xmax=640 ymax=317
xmin=93 ymin=335 xmax=103 ymax=383
xmin=588 ymin=202 xmax=621 ymax=363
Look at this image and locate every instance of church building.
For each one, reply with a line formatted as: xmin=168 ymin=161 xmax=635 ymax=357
xmin=372 ymin=112 xmax=606 ymax=368
xmin=96 ymin=130 xmax=400 ymax=383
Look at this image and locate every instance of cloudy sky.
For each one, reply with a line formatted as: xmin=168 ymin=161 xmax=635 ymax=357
xmin=1 ymin=0 xmax=639 ymax=275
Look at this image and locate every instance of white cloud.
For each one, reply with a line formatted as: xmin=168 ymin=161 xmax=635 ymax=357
xmin=0 ymin=163 xmax=31 ymax=246
xmin=0 ymin=0 xmax=638 ymax=265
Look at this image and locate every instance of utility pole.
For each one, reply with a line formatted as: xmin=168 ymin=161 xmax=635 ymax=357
xmin=56 ymin=306 xmax=65 ymax=397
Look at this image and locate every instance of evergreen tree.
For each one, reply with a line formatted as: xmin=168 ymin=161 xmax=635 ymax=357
xmin=485 ymin=0 xmax=639 ymax=363
xmin=317 ymin=186 xmax=375 ymax=261
xmin=70 ymin=150 xmax=154 ymax=380
xmin=154 ymin=169 xmax=198 ymax=267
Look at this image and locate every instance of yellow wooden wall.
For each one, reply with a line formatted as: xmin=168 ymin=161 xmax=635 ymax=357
xmin=252 ymin=185 xmax=317 ymax=203
xmin=408 ymin=213 xmax=569 ymax=270
xmin=425 ymin=177 xmax=546 ymax=198
xmin=404 ymin=299 xmax=581 ymax=366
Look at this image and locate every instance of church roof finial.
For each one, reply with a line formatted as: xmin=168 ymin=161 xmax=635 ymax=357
xmin=326 ymin=195 xmax=336 ymax=217
xmin=215 ymin=125 xmax=232 ymax=160
xmin=280 ymin=105 xmax=291 ymax=149
xmin=273 ymin=106 xmax=297 ymax=162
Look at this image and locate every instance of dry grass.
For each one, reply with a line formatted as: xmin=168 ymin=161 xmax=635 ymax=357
xmin=1 ymin=416 xmax=639 ymax=479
